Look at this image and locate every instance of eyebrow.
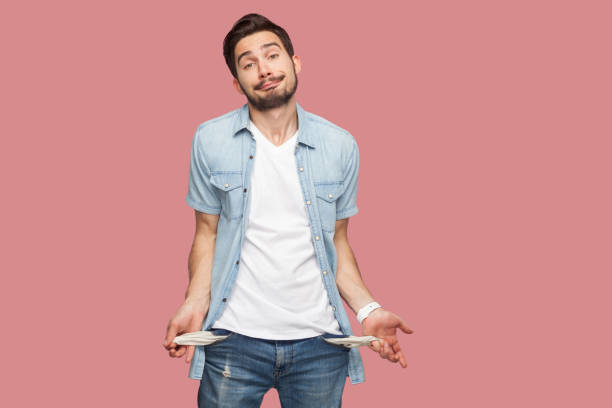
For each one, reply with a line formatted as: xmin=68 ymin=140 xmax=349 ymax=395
xmin=236 ymin=42 xmax=282 ymax=66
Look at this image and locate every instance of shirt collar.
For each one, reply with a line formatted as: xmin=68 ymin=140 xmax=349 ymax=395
xmin=232 ymin=102 xmax=316 ymax=148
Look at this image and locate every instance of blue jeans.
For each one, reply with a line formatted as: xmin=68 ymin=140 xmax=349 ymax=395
xmin=197 ymin=329 xmax=350 ymax=407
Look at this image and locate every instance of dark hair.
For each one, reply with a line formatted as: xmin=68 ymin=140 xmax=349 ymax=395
xmin=223 ymin=13 xmax=295 ymax=79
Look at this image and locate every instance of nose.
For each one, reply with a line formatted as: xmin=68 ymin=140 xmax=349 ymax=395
xmin=258 ymin=59 xmax=273 ymax=79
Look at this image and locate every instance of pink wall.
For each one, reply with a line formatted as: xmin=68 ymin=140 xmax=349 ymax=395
xmin=2 ymin=0 xmax=610 ymax=407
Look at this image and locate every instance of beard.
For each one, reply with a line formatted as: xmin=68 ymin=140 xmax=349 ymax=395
xmin=238 ymin=64 xmax=299 ymax=112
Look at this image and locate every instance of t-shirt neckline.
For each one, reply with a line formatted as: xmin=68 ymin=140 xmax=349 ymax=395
xmin=250 ymin=120 xmax=299 ymax=151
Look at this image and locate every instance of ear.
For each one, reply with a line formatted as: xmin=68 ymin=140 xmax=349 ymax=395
xmin=232 ymin=77 xmax=244 ymax=95
xmin=292 ymin=55 xmax=302 ymax=75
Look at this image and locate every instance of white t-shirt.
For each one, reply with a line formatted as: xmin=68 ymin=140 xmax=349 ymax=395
xmin=211 ymin=120 xmax=342 ymax=339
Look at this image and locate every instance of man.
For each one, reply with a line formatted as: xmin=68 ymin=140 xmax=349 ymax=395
xmin=163 ymin=13 xmax=413 ymax=407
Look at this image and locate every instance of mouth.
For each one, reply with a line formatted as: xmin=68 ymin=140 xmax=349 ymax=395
xmin=259 ymin=79 xmax=281 ymax=91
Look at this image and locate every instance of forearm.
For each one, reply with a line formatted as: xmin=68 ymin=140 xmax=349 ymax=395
xmin=334 ymin=236 xmax=376 ymax=315
xmin=184 ymin=232 xmax=216 ymax=305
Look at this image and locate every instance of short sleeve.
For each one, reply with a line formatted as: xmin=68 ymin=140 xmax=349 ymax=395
xmin=185 ymin=127 xmax=222 ymax=214
xmin=335 ymin=140 xmax=359 ymax=220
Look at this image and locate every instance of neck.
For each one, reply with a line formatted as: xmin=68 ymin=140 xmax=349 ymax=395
xmin=248 ymin=99 xmax=298 ymax=142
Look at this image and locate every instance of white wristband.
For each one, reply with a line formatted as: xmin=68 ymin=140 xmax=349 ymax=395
xmin=357 ymin=301 xmax=381 ymax=324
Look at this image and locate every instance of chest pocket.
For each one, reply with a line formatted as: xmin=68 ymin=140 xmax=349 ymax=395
xmin=209 ymin=171 xmax=244 ymax=220
xmin=314 ymin=181 xmax=344 ymax=232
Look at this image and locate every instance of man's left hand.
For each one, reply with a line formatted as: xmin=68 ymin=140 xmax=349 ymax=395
xmin=362 ymin=308 xmax=413 ymax=368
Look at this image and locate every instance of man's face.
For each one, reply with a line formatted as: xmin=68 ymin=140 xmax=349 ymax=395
xmin=232 ymin=31 xmax=301 ymax=112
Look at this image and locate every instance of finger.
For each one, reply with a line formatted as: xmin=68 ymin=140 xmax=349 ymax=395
xmin=390 ymin=339 xmax=402 ymax=361
xmin=371 ymin=344 xmax=383 ymax=356
xmin=380 ymin=340 xmax=392 ymax=359
xmin=376 ymin=342 xmax=389 ymax=360
xmin=387 ymin=344 xmax=400 ymax=363
xmin=369 ymin=340 xmax=382 ymax=353
xmin=398 ymin=350 xmax=407 ymax=368
xmin=385 ymin=343 xmax=399 ymax=363
xmin=381 ymin=340 xmax=397 ymax=360
xmin=384 ymin=341 xmax=394 ymax=360
xmin=185 ymin=345 xmax=195 ymax=364
xmin=379 ymin=341 xmax=387 ymax=358
xmin=378 ymin=341 xmax=387 ymax=359
xmin=169 ymin=345 xmax=185 ymax=358
xmin=164 ymin=322 xmax=178 ymax=349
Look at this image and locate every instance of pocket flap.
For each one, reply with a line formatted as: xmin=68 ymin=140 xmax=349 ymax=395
xmin=314 ymin=182 xmax=344 ymax=203
xmin=210 ymin=172 xmax=243 ymax=191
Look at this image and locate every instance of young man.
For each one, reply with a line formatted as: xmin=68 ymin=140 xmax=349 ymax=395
xmin=163 ymin=13 xmax=413 ymax=407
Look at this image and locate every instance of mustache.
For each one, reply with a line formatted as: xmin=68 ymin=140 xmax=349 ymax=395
xmin=256 ymin=75 xmax=284 ymax=89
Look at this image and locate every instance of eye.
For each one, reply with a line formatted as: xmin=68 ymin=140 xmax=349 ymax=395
xmin=244 ymin=63 xmax=253 ymax=69
xmin=269 ymin=54 xmax=279 ymax=59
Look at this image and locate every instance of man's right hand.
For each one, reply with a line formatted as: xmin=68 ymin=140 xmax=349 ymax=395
xmin=162 ymin=300 xmax=209 ymax=364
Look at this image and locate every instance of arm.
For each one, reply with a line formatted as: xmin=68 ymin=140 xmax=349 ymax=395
xmin=334 ymin=218 xmax=413 ymax=368
xmin=334 ymin=218 xmax=376 ymax=314
xmin=163 ymin=125 xmax=223 ymax=362
xmin=163 ymin=210 xmax=219 ymax=363
xmin=185 ymin=211 xmax=219 ymax=303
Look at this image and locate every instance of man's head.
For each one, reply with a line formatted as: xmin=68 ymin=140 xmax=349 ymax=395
xmin=223 ymin=13 xmax=301 ymax=112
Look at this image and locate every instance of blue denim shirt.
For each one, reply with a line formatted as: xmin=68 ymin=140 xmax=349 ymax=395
xmin=185 ymin=102 xmax=364 ymax=384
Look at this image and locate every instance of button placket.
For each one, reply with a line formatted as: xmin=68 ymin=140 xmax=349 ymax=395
xmin=296 ymin=145 xmax=333 ymax=305
xmin=296 ymin=152 xmax=325 ymax=247
xmin=242 ymin=138 xmax=256 ymax=222
xmin=234 ymin=136 xmax=255 ymax=302
xmin=297 ymin=154 xmax=314 ymax=216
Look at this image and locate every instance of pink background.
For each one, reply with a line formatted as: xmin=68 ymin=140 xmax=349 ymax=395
xmin=2 ymin=0 xmax=611 ymax=406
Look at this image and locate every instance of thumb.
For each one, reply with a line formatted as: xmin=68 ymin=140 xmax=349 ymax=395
xmin=399 ymin=319 xmax=414 ymax=334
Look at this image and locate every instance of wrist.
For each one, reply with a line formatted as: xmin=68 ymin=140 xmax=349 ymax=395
xmin=357 ymin=301 xmax=382 ymax=324
xmin=184 ymin=286 xmax=210 ymax=303
xmin=184 ymin=295 xmax=210 ymax=310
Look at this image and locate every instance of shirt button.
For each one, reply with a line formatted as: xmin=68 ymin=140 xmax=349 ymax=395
xmin=332 ymin=305 xmax=336 ymax=311
xmin=236 ymin=260 xmax=240 ymax=265
xmin=243 ymin=188 xmax=247 ymax=192
xmin=306 ymin=200 xmax=311 ymax=205
xmin=315 ymin=235 xmax=320 ymax=241
xmin=323 ymin=270 xmax=327 ymax=275
xmin=328 ymin=193 xmax=333 ymax=198
xmin=249 ymin=155 xmax=253 ymax=159
xmin=224 ymin=183 xmax=229 ymax=188
xmin=222 ymin=298 xmax=227 ymax=302
xmin=299 ymin=167 xmax=304 ymax=172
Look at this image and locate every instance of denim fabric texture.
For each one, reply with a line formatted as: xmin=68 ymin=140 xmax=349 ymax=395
xmin=197 ymin=329 xmax=350 ymax=407
xmin=185 ymin=102 xmax=364 ymax=384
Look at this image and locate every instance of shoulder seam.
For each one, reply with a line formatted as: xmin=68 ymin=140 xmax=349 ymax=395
xmin=304 ymin=111 xmax=352 ymax=137
xmin=196 ymin=108 xmax=240 ymax=132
